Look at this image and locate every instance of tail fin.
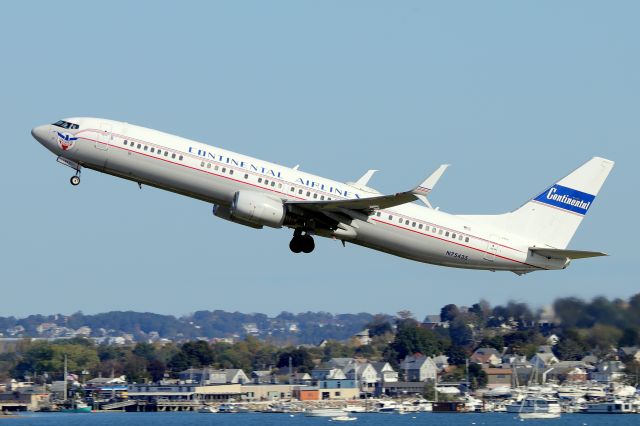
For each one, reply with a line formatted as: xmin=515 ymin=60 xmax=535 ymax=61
xmin=463 ymin=157 xmax=614 ymax=248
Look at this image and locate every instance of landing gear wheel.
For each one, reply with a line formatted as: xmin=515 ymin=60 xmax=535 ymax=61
xmin=70 ymin=175 xmax=81 ymax=186
xmin=301 ymin=235 xmax=315 ymax=253
xmin=289 ymin=237 xmax=302 ymax=253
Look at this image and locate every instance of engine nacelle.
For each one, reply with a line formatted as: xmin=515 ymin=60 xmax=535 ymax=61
xmin=230 ymin=191 xmax=286 ymax=228
xmin=213 ymin=204 xmax=264 ymax=229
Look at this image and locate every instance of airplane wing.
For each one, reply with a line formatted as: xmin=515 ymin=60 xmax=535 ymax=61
xmin=529 ymin=248 xmax=608 ymax=260
xmin=286 ymin=174 xmax=436 ymax=217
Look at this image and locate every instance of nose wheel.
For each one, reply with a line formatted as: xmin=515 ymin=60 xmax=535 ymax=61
xmin=290 ymin=230 xmax=315 ymax=254
xmin=70 ymin=175 xmax=81 ymax=186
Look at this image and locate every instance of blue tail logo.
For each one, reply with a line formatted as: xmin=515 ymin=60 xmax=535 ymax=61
xmin=533 ymin=184 xmax=595 ymax=215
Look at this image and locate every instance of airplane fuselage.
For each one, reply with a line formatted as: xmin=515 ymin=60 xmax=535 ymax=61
xmin=32 ymin=118 xmax=597 ymax=274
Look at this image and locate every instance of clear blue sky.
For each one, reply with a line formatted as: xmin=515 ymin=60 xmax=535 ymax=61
xmin=1 ymin=1 xmax=637 ymax=319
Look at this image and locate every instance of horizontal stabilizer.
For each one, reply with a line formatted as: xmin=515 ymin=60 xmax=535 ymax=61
xmin=529 ymin=248 xmax=608 ymax=260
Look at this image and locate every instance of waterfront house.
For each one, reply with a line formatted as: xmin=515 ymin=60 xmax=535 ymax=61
xmin=590 ymin=360 xmax=626 ymax=383
xmin=483 ymin=367 xmax=513 ymax=389
xmin=371 ymin=361 xmax=399 ymax=383
xmin=178 ymin=367 xmax=249 ymax=384
xmin=399 ymin=354 xmax=437 ymax=382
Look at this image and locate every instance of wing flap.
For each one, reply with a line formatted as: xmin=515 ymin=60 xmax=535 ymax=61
xmin=529 ymin=248 xmax=608 ymax=260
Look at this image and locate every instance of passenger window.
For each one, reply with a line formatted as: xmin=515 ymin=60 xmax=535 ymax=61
xmin=418 ymin=224 xmax=423 ymax=229
xmin=151 ymin=147 xmax=155 ymax=153
xmin=465 ymin=237 xmax=469 ymax=242
xmin=328 ymin=197 xmax=332 ymax=200
xmin=137 ymin=144 xmax=141 ymax=149
xmin=179 ymin=155 xmax=183 ymax=160
xmin=313 ymin=193 xmax=318 ymax=198
xmin=244 ymin=174 xmax=249 ymax=179
xmin=459 ymin=235 xmax=463 ymax=241
xmin=265 ymin=179 xmax=269 ymax=185
xmin=321 ymin=196 xmax=325 ymax=200
xmin=172 ymin=153 xmax=176 ymax=159
xmin=405 ymin=220 xmax=410 ymax=225
xmin=157 ymin=150 xmax=162 ymax=155
xmin=439 ymin=229 xmax=443 ymax=235
xmin=290 ymin=187 xmax=295 ymax=192
xmin=432 ymin=227 xmax=436 ymax=233
xmin=306 ymin=191 xmax=311 ymax=197
xmin=445 ymin=232 xmax=450 ymax=237
xmin=221 ymin=167 xmax=226 ymax=172
xmin=207 ymin=163 xmax=211 ymax=168
xmin=389 ymin=215 xmax=393 ymax=220
xmin=124 ymin=140 xmax=128 ymax=146
xmin=215 ymin=165 xmax=219 ymax=171
xmin=201 ymin=161 xmax=205 ymax=167
xmin=278 ymin=183 xmax=282 ymax=189
xmin=258 ymin=178 xmax=262 ymax=183
xmin=298 ymin=189 xmax=303 ymax=194
xmin=452 ymin=233 xmax=456 ymax=239
xmin=270 ymin=180 xmax=274 ymax=186
xmin=144 ymin=146 xmax=148 ymax=151
xmin=164 ymin=151 xmax=168 ymax=157
xmin=229 ymin=170 xmax=234 ymax=175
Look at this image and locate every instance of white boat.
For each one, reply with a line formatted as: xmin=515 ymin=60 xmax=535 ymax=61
xmin=519 ymin=412 xmax=561 ymax=419
xmin=198 ymin=406 xmax=218 ymax=413
xmin=331 ymin=415 xmax=357 ymax=421
xmin=305 ymin=408 xmax=347 ymax=417
xmin=507 ymin=397 xmax=562 ymax=415
xmin=344 ymin=405 xmax=366 ymax=413
xmin=375 ymin=401 xmax=398 ymax=413
xmin=584 ymin=400 xmax=634 ymax=414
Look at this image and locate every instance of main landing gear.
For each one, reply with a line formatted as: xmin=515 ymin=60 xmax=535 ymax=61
xmin=289 ymin=229 xmax=315 ymax=254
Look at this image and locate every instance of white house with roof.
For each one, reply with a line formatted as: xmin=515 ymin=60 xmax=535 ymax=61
xmin=371 ymin=362 xmax=398 ymax=383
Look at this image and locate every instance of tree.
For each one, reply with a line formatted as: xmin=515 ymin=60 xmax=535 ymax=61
xmin=448 ymin=317 xmax=473 ymax=347
xmin=277 ymin=348 xmax=314 ymax=372
xmin=440 ymin=304 xmax=460 ymax=322
xmin=467 ymin=363 xmax=487 ymax=390
xmin=390 ymin=322 xmax=442 ymax=360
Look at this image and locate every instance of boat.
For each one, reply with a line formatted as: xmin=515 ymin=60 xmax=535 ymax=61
xmin=507 ymin=397 xmax=561 ymax=415
xmin=584 ymin=400 xmax=634 ymax=414
xmin=198 ymin=405 xmax=219 ymax=413
xmin=305 ymin=408 xmax=347 ymax=417
xmin=331 ymin=415 xmax=357 ymax=421
xmin=519 ymin=412 xmax=561 ymax=419
xmin=60 ymin=401 xmax=92 ymax=413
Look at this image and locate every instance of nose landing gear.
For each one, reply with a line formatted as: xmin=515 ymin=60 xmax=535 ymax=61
xmin=70 ymin=174 xmax=81 ymax=186
xmin=289 ymin=229 xmax=315 ymax=254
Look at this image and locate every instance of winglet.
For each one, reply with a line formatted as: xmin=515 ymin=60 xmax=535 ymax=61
xmin=412 ymin=164 xmax=449 ymax=208
xmin=355 ymin=169 xmax=378 ymax=186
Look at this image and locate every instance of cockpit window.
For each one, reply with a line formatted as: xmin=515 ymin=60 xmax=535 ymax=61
xmin=53 ymin=120 xmax=79 ymax=130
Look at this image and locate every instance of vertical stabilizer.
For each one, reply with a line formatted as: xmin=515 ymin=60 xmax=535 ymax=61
xmin=463 ymin=157 xmax=614 ymax=248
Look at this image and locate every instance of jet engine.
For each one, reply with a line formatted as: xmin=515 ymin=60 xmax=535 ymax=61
xmin=213 ymin=191 xmax=286 ymax=229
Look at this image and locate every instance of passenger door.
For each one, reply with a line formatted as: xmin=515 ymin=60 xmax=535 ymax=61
xmin=96 ymin=122 xmax=111 ymax=151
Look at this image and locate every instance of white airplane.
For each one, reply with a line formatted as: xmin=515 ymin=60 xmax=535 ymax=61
xmin=32 ymin=118 xmax=614 ymax=274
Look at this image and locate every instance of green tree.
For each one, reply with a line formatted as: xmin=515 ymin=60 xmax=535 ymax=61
xmin=440 ymin=304 xmax=460 ymax=322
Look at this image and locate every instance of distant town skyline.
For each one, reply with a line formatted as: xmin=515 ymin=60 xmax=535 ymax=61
xmin=2 ymin=2 xmax=638 ymax=317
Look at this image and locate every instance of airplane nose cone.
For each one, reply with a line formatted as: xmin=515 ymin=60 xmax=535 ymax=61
xmin=31 ymin=125 xmax=48 ymax=145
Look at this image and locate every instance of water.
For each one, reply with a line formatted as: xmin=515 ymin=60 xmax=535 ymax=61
xmin=1 ymin=412 xmax=639 ymax=426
